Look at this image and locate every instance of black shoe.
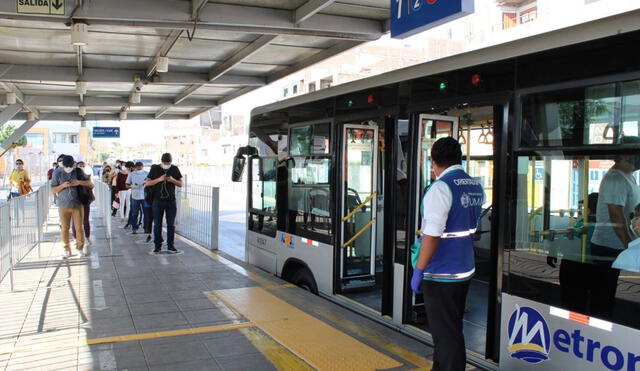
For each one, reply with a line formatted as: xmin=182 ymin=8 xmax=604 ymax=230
xmin=123 ymin=224 xmax=131 ymax=230
xmin=168 ymin=246 xmax=178 ymax=253
xmin=146 ymin=235 xmax=152 ymax=243
xmin=153 ymin=248 xmax=161 ymax=253
xmin=132 ymin=229 xmax=138 ymax=235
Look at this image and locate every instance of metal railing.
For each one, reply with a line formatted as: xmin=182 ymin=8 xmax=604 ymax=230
xmin=0 ymin=183 xmax=50 ymax=291
xmin=94 ymin=178 xmax=112 ymax=238
xmin=176 ymin=184 xmax=219 ymax=250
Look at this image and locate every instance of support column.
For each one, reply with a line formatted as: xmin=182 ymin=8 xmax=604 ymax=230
xmin=0 ymin=103 xmax=22 ymax=129
xmin=0 ymin=119 xmax=39 ymax=158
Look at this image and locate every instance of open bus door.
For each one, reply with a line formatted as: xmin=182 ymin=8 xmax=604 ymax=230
xmin=339 ymin=123 xmax=380 ymax=289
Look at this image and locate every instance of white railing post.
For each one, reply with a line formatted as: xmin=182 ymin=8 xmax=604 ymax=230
xmin=210 ymin=187 xmax=219 ymax=250
xmin=8 ymin=201 xmax=14 ymax=292
xmin=36 ymin=189 xmax=42 ymax=259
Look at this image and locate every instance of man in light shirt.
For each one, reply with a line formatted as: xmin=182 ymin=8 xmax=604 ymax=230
xmin=126 ymin=162 xmax=148 ymax=234
xmin=411 ymin=137 xmax=484 ymax=371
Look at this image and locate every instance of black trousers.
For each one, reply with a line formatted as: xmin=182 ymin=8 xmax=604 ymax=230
xmin=422 ymin=279 xmax=470 ymax=371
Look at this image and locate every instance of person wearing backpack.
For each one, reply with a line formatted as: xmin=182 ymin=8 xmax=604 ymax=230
xmin=71 ymin=161 xmax=95 ymax=246
xmin=51 ymin=155 xmax=94 ymax=258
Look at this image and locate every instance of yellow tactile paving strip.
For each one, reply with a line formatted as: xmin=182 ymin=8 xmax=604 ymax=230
xmin=212 ymin=287 xmax=404 ymax=371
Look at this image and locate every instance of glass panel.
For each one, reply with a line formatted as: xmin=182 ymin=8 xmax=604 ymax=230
xmin=290 ymin=126 xmax=312 ymax=155
xmin=343 ymin=127 xmax=376 ymax=278
xmin=288 ymin=157 xmax=332 ymax=241
xmin=511 ymin=150 xmax=640 ymax=329
xmin=250 ymin=157 xmax=277 ymax=214
xmin=521 ymin=79 xmax=640 ymax=147
xmin=312 ymin=124 xmax=331 ymax=154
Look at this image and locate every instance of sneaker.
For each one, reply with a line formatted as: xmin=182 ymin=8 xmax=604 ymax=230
xmin=64 ymin=250 xmax=73 ymax=258
xmin=132 ymin=229 xmax=138 ymax=235
xmin=146 ymin=235 xmax=152 ymax=243
xmin=153 ymin=248 xmax=161 ymax=253
xmin=85 ymin=237 xmax=92 ymax=246
xmin=123 ymin=224 xmax=131 ymax=230
xmin=78 ymin=249 xmax=90 ymax=258
xmin=168 ymin=246 xmax=178 ymax=253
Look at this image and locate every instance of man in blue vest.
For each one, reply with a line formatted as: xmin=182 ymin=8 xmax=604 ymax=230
xmin=411 ymin=137 xmax=484 ymax=371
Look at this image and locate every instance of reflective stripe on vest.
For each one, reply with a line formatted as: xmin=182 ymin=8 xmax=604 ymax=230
xmin=441 ymin=228 xmax=477 ymax=239
xmin=424 ymin=267 xmax=476 ymax=280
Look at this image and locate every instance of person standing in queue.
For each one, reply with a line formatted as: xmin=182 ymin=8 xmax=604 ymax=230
xmin=145 ymin=153 xmax=182 ymax=253
xmin=411 ymin=137 xmax=483 ymax=371
xmin=589 ymin=135 xmax=640 ymax=318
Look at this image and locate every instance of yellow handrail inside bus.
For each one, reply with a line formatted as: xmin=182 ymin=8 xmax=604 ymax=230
xmin=342 ymin=192 xmax=377 ymax=222
xmin=341 ymin=218 xmax=376 ymax=249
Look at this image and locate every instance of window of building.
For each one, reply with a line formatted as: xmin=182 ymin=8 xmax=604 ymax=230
xmin=283 ymin=87 xmax=289 ymax=98
xmin=25 ymin=133 xmax=44 ymax=149
xmin=320 ymin=77 xmax=333 ymax=89
xmin=308 ymin=82 xmax=316 ymax=93
xmin=292 ymin=82 xmax=299 ymax=95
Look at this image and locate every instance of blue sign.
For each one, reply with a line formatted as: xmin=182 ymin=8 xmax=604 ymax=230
xmin=508 ymin=306 xmax=552 ymax=364
xmin=93 ymin=127 xmax=120 ymax=138
xmin=391 ymin=0 xmax=474 ymax=39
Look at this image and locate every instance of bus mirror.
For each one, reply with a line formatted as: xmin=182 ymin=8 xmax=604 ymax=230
xmin=231 ymin=155 xmax=246 ymax=182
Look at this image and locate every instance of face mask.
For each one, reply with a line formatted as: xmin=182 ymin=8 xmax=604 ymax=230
xmin=16 ymin=164 xmax=23 ymax=169
xmin=161 ymin=164 xmax=171 ymax=170
xmin=631 ymin=217 xmax=640 ymax=239
xmin=63 ymin=167 xmax=74 ymax=174
xmin=58 ymin=161 xmax=63 ymax=167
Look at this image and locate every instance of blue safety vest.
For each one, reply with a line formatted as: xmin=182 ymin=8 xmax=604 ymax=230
xmin=423 ymin=169 xmax=484 ymax=282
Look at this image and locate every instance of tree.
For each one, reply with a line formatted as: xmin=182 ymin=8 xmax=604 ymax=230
xmin=0 ymin=124 xmax=27 ymax=147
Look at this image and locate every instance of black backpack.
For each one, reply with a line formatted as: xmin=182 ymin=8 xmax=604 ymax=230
xmin=76 ymin=168 xmax=95 ymax=205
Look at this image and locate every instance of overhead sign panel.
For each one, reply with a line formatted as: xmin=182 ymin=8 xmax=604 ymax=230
xmin=391 ymin=0 xmax=474 ymax=39
xmin=93 ymin=127 xmax=120 ymax=138
xmin=17 ymin=0 xmax=64 ymax=15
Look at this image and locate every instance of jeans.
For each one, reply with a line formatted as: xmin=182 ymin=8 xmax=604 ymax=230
xmin=143 ymin=205 xmax=153 ymax=234
xmin=129 ymin=198 xmax=144 ymax=230
xmin=72 ymin=203 xmax=91 ymax=239
xmin=152 ymin=200 xmax=177 ymax=249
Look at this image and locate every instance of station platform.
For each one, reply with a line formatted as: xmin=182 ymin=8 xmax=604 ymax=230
xmin=0 ymin=205 xmax=483 ymax=371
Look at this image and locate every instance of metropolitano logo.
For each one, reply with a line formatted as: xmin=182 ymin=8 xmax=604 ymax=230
xmin=508 ymin=305 xmax=551 ymax=364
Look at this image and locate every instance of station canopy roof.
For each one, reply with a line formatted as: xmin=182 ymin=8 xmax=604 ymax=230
xmin=0 ymin=0 xmax=389 ymax=122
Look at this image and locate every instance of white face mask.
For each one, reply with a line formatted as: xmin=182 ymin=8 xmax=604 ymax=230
xmin=161 ymin=164 xmax=171 ymax=170
xmin=63 ymin=167 xmax=74 ymax=174
xmin=631 ymin=217 xmax=640 ymax=239
xmin=58 ymin=161 xmax=63 ymax=167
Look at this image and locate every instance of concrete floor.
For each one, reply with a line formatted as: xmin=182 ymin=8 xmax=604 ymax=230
xmin=0 ymin=204 xmax=476 ymax=371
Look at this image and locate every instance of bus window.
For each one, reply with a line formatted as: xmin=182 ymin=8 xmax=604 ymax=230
xmin=248 ymin=157 xmax=277 ymax=237
xmin=287 ymin=157 xmax=333 ymax=243
xmin=521 ymin=79 xmax=640 ymax=147
xmin=290 ymin=123 xmax=331 ymax=156
xmin=511 ymin=151 xmax=640 ymax=329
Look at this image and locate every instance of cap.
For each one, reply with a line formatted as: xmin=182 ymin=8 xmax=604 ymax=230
xmin=62 ymin=155 xmax=75 ymax=168
xmin=161 ymin=153 xmax=172 ymax=163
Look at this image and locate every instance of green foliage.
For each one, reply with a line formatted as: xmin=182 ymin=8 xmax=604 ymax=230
xmin=0 ymin=125 xmax=27 ymax=147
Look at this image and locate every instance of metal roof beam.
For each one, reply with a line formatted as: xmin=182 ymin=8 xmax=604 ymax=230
xmin=192 ymin=0 xmax=208 ymax=19
xmin=0 ymin=1 xmax=383 ymax=41
xmin=12 ymin=112 xmax=189 ymax=121
xmin=0 ymin=103 xmax=23 ymax=128
xmin=0 ymin=65 xmax=266 ymax=86
xmin=209 ymin=35 xmax=277 ymax=81
xmin=0 ymin=82 xmax=39 ymax=119
xmin=295 ymin=0 xmax=336 ymax=24
xmin=23 ymin=95 xmax=217 ymax=108
xmin=174 ymin=85 xmax=204 ymax=104
xmin=0 ymin=119 xmax=39 ymax=155
xmin=155 ymin=106 xmax=172 ymax=119
xmin=146 ymin=29 xmax=183 ymax=77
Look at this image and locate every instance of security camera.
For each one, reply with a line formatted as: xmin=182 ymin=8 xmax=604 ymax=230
xmin=134 ymin=80 xmax=144 ymax=91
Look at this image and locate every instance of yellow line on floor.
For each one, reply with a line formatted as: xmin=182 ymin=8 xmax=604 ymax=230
xmin=212 ymin=287 xmax=403 ymax=371
xmin=0 ymin=322 xmax=254 ymax=356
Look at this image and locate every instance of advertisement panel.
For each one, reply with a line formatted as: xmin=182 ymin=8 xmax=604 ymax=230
xmin=500 ymin=293 xmax=640 ymax=371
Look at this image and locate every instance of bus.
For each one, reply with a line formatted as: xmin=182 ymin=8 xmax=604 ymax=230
xmin=232 ymin=10 xmax=640 ymax=370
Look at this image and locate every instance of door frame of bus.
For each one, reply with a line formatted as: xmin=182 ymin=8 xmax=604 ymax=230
xmin=399 ymin=96 xmax=511 ymax=366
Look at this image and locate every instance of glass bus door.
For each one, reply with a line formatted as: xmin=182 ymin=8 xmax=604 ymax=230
xmin=340 ymin=124 xmax=379 ymax=288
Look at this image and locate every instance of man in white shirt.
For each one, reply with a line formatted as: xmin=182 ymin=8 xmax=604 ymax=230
xmin=411 ymin=137 xmax=484 ymax=371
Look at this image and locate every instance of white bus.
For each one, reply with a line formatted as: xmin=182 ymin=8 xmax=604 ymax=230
xmin=232 ymin=10 xmax=640 ymax=370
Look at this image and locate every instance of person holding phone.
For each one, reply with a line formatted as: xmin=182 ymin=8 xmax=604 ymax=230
xmin=145 ymin=153 xmax=182 ymax=253
xmin=126 ymin=162 xmax=148 ymax=234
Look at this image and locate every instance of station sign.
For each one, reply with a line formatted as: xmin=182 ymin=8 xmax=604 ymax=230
xmin=17 ymin=0 xmax=64 ymax=15
xmin=500 ymin=293 xmax=640 ymax=371
xmin=93 ymin=127 xmax=120 ymax=139
xmin=391 ymin=0 xmax=474 ymax=39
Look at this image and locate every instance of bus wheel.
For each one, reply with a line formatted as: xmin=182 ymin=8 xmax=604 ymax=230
xmin=291 ymin=268 xmax=318 ymax=295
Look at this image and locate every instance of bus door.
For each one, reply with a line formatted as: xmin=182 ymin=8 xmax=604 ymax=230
xmin=340 ymin=123 xmax=379 ymax=289
xmin=411 ymin=114 xmax=459 ymax=307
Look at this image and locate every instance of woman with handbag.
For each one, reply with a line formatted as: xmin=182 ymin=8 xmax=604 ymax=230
xmin=9 ymin=159 xmax=32 ymax=198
